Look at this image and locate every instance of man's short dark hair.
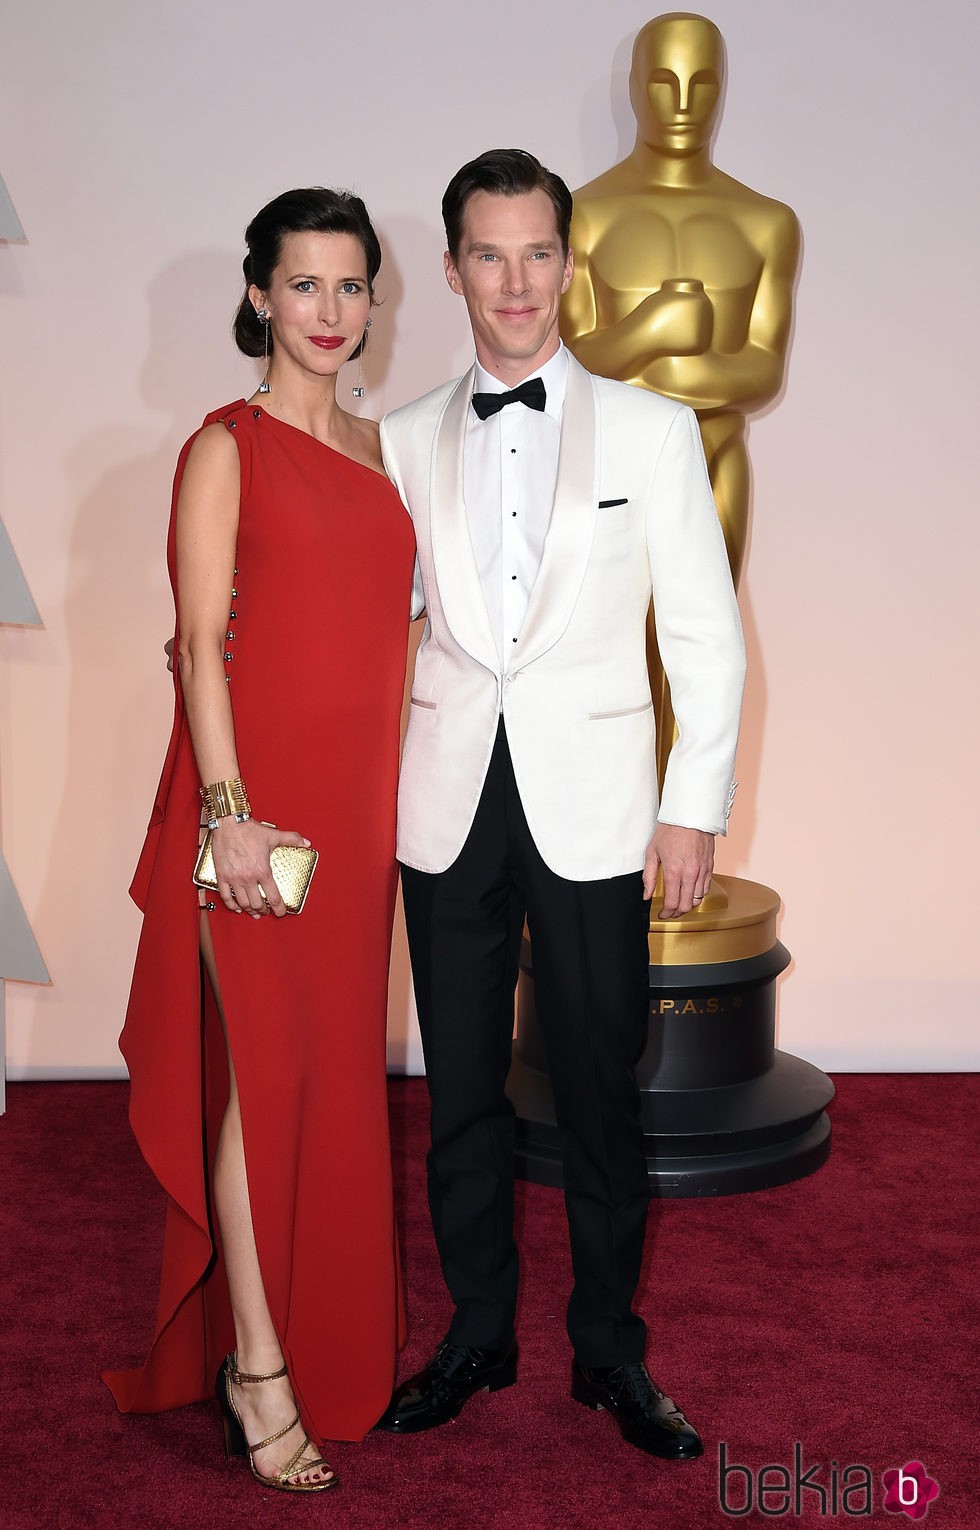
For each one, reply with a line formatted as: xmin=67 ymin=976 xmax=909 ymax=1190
xmin=442 ymin=149 xmax=573 ymax=260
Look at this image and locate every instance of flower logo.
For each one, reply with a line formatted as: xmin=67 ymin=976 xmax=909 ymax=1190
xmin=882 ymin=1461 xmax=940 ymax=1520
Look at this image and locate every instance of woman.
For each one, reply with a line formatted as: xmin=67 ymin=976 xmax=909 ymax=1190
xmin=103 ymin=188 xmax=415 ymax=1492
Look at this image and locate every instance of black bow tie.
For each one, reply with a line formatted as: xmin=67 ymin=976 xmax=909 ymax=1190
xmin=471 ymin=376 xmax=547 ymax=420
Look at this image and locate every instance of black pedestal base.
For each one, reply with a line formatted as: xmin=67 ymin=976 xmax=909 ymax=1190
xmin=510 ymin=1047 xmax=833 ymax=1197
xmin=508 ymin=937 xmax=834 ymax=1198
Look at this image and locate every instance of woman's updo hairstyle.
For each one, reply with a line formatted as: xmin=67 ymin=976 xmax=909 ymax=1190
xmin=233 ymin=187 xmax=382 ymax=361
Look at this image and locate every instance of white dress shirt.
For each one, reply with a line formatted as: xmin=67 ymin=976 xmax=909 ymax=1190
xmin=464 ymin=345 xmax=568 ymax=669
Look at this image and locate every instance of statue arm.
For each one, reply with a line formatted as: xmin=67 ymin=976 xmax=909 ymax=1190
xmin=641 ymin=208 xmax=801 ymax=412
xmin=561 ymin=268 xmax=713 ymax=377
xmin=560 ymin=214 xmax=712 ymax=376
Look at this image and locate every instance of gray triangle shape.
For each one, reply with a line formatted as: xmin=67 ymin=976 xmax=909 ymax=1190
xmin=0 ymin=171 xmax=24 ymax=240
xmin=0 ymin=514 xmax=41 ymax=625
xmin=0 ymin=851 xmax=49 ymax=982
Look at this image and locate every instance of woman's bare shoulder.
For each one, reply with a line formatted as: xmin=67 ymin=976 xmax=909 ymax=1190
xmin=181 ymin=421 xmax=240 ymax=483
xmin=348 ymin=413 xmax=385 ymax=472
xmin=351 ymin=413 xmax=382 ymax=445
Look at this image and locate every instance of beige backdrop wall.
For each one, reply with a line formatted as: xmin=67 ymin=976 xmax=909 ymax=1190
xmin=1 ymin=0 xmax=977 ymax=1079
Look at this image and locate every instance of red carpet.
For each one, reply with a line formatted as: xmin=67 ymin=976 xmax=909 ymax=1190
xmin=0 ymin=1075 xmax=975 ymax=1528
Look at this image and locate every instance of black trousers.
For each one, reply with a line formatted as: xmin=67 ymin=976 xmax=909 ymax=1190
xmin=401 ymin=721 xmax=652 ymax=1365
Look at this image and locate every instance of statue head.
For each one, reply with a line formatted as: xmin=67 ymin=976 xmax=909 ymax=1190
xmin=629 ymin=12 xmax=725 ymax=157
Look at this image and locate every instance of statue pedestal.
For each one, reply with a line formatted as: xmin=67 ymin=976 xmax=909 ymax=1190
xmin=506 ymin=875 xmax=833 ymax=1197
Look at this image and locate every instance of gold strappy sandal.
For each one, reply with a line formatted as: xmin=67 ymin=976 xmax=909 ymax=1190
xmin=216 ymin=1352 xmax=338 ymax=1493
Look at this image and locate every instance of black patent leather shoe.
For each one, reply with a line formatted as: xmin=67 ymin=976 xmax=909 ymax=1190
xmin=375 ymin=1341 xmax=518 ymax=1433
xmin=571 ymin=1361 xmax=703 ymax=1460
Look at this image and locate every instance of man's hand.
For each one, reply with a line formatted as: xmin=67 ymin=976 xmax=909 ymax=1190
xmin=643 ymin=823 xmax=714 ymax=919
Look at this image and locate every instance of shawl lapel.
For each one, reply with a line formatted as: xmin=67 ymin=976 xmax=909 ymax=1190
xmin=429 ymin=365 xmax=499 ymax=674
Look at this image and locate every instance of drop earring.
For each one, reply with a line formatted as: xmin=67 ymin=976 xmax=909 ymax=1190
xmin=352 ymin=316 xmax=372 ymax=398
xmin=256 ymin=309 xmax=271 ymax=393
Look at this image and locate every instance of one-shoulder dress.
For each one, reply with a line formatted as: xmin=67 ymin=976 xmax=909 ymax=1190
xmin=103 ymin=401 xmax=415 ymax=1443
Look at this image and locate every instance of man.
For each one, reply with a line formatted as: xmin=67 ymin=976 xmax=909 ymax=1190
xmin=377 ymin=150 xmax=745 ymax=1460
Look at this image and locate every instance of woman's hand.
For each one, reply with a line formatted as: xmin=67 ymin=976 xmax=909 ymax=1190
xmin=209 ymin=819 xmax=312 ymax=918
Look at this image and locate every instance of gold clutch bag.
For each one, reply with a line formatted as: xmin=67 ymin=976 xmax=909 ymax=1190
xmin=193 ymin=828 xmax=318 ymax=914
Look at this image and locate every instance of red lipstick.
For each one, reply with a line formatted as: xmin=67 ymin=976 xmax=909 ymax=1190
xmin=309 ymin=336 xmax=345 ymax=350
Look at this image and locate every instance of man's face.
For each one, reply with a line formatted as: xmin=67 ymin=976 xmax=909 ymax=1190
xmin=629 ymin=18 xmax=722 ymax=156
xmin=445 ymin=188 xmax=573 ymax=380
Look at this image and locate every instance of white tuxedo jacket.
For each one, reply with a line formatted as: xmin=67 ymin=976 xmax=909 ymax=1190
xmin=380 ymin=352 xmax=745 ymax=882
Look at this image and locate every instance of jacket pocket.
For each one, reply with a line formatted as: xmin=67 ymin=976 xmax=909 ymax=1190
xmin=409 ymin=697 xmax=437 ymax=710
xmin=598 ymin=497 xmax=628 ymax=508
xmin=588 ymin=701 xmax=653 ymax=720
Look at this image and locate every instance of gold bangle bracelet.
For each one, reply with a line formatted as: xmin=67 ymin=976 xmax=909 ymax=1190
xmin=200 ymin=777 xmax=251 ymax=823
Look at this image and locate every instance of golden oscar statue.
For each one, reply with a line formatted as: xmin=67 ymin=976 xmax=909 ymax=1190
xmin=510 ymin=15 xmax=832 ymax=1196
xmin=561 ymin=10 xmax=800 ymax=784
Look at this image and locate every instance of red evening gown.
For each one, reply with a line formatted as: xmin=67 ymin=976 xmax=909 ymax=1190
xmin=103 ymin=402 xmax=415 ymax=1443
